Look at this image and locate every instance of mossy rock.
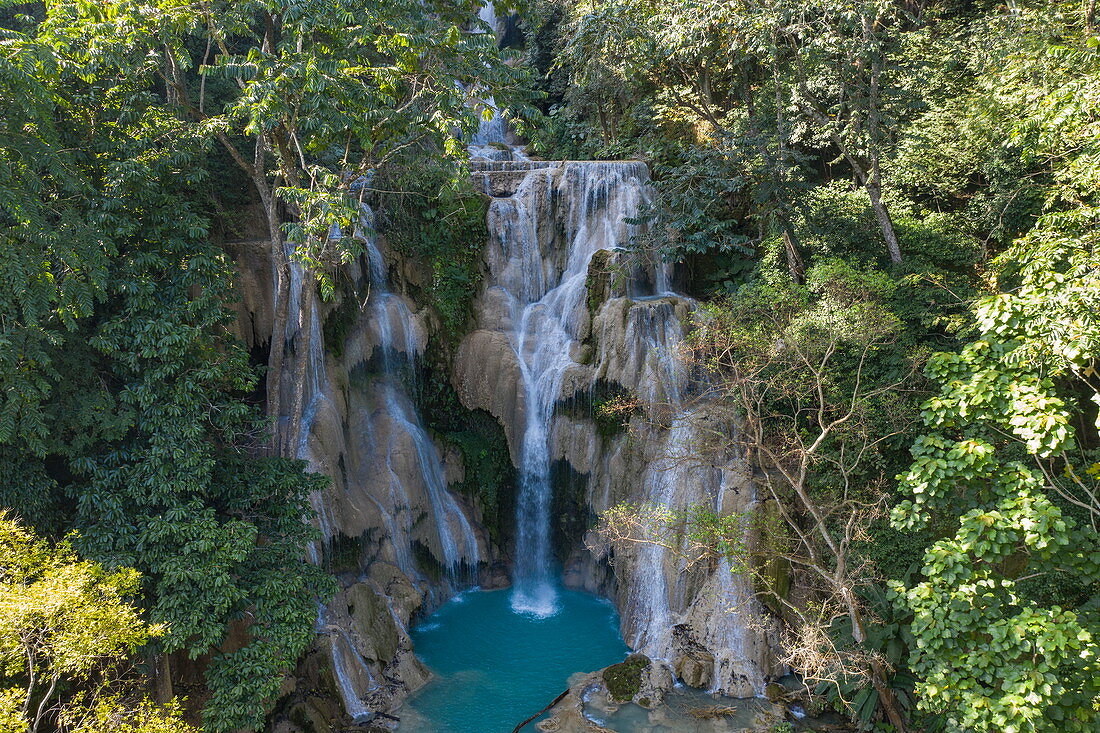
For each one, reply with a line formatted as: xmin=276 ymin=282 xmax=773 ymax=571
xmin=585 ymin=248 xmax=616 ymax=321
xmin=603 ymin=653 xmax=650 ymax=701
xmin=764 ymin=681 xmax=788 ymax=702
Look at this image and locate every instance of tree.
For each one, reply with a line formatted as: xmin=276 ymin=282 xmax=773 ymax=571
xmin=892 ymin=7 xmax=1100 ymax=730
xmin=0 ymin=515 xmax=195 ymax=733
xmin=1 ymin=10 xmax=332 ymax=729
xmin=684 ymin=261 xmax=921 ymax=730
xmin=0 ymin=5 xmax=110 ymax=461
xmin=594 ymin=260 xmax=923 ymax=729
xmin=43 ymin=0 xmax=529 ymax=455
xmin=775 ymin=0 xmax=906 ymax=264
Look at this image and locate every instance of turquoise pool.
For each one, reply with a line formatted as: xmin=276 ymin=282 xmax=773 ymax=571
xmin=396 ymin=585 xmax=629 ymax=732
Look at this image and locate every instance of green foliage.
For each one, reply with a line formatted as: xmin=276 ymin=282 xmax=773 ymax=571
xmin=686 ymin=259 xmax=927 ymax=728
xmin=602 ymin=653 xmax=649 ymax=701
xmin=593 ymin=395 xmax=634 ymax=439
xmin=598 ymin=501 xmax=749 ymax=572
xmin=541 ymin=1 xmax=1100 ymax=730
xmin=416 ymin=366 xmax=516 ymax=544
xmin=375 ymin=160 xmax=490 ymax=343
xmin=894 ymin=337 xmax=1100 ymax=730
xmin=0 ymin=17 xmax=109 ymax=457
xmin=70 ymin=697 xmax=197 ymax=733
xmin=890 ymin=8 xmax=1100 ymax=730
xmin=814 ymin=586 xmax=918 ymax=732
xmin=561 ymin=380 xmax=639 ymax=441
xmin=0 ymin=515 xmax=194 ymax=733
xmin=640 ymin=142 xmax=752 ymax=260
xmin=0 ymin=11 xmax=333 ymax=730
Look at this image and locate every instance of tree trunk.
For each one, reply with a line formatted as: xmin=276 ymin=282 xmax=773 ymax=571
xmin=870 ymin=657 xmax=909 ymax=732
xmin=154 ymin=653 xmax=174 ymax=704
xmin=866 ymin=177 xmax=902 ymax=264
xmin=843 ymin=585 xmax=866 ymax=644
xmin=780 ymin=221 xmax=805 ymax=284
xmin=864 ymin=19 xmax=902 ymax=266
xmin=263 ymin=192 xmax=292 ymax=455
xmin=848 ymin=593 xmax=909 ymax=732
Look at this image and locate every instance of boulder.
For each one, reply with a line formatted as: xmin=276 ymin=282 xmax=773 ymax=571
xmin=674 ymin=648 xmax=716 ymax=689
xmin=367 ymin=563 xmax=423 ymax=626
xmin=347 ymin=583 xmax=400 ymax=665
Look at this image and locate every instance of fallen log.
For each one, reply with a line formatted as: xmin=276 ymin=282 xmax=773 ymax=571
xmin=688 ymin=705 xmax=738 ymax=719
xmin=511 ymin=689 xmax=570 ymax=733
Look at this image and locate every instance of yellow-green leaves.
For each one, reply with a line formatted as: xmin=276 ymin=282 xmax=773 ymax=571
xmin=69 ymin=697 xmax=196 ymax=733
xmin=0 ymin=517 xmax=154 ymax=674
xmin=0 ymin=515 xmax=183 ymax=733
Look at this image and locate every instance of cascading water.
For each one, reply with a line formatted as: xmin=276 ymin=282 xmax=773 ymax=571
xmin=288 ymin=201 xmax=480 ymax=580
xmin=477 ymin=161 xmax=653 ymax=617
xmin=607 ymin=300 xmax=770 ymax=696
xmin=329 ymin=626 xmax=379 ymax=724
xmin=386 ymin=19 xmax=774 ymax=716
xmin=283 ymin=204 xmax=484 ymax=723
xmin=445 ymin=135 xmax=774 ymax=707
xmin=287 ymin=253 xmax=339 ymax=563
xmin=626 ymin=413 xmax=708 ymax=655
xmin=360 ymin=207 xmax=480 ymax=579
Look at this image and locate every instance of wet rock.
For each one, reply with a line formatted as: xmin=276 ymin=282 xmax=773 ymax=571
xmin=636 ymin=659 xmax=674 ymax=708
xmin=745 ymin=702 xmax=787 ymax=731
xmin=452 ymin=329 xmax=526 ymax=462
xmin=280 ymin=697 xmax=338 ymax=733
xmin=383 ymin=642 xmax=431 ymax=694
xmin=674 ymin=648 xmax=716 ymax=689
xmin=366 ymin=563 xmax=423 ymax=627
xmin=764 ymin=681 xmax=787 ymax=703
xmin=347 ymin=582 xmax=401 ymax=665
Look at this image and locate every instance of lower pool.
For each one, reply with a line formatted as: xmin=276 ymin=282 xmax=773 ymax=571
xmin=396 ymin=585 xmax=629 ymax=733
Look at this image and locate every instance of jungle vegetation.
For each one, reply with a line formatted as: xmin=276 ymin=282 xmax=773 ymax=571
xmin=541 ymin=0 xmax=1099 ymax=730
xmin=1 ymin=0 xmax=1097 ymax=731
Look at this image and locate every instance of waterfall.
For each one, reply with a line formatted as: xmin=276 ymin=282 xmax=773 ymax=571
xmin=468 ymin=2 xmax=516 ymax=159
xmin=360 ymin=208 xmax=480 ymax=580
xmin=330 ymin=627 xmax=379 ymax=724
xmin=629 ymin=412 xmax=712 ymax=648
xmin=475 ymin=160 xmax=652 ymax=616
xmin=283 ymin=198 xmax=480 ymax=583
xmin=287 ymin=254 xmax=340 ymax=562
xmin=378 ymin=384 xmax=479 ymax=574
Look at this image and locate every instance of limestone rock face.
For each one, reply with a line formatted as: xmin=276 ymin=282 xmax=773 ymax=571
xmin=452 ymin=328 xmax=526 ymax=462
xmin=248 ymin=148 xmax=787 ymax=728
xmin=347 ymin=583 xmax=401 ymax=666
xmin=536 ymin=663 xmax=785 ymax=733
xmin=229 ymin=225 xmax=488 ymax=725
xmin=224 ymin=239 xmax=275 ymax=350
xmin=590 ymin=295 xmax=694 ymax=404
xmin=451 ymin=158 xmax=784 ymax=699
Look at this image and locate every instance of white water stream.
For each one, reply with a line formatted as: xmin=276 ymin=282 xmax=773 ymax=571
xmin=480 ymin=161 xmax=653 ymax=617
xmin=361 ymin=210 xmax=480 ymax=579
